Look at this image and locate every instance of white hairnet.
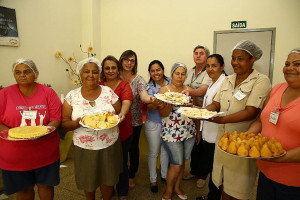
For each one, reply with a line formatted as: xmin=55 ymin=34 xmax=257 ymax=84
xmin=289 ymin=47 xmax=300 ymax=54
xmin=76 ymin=57 xmax=101 ymax=75
xmin=232 ymin=40 xmax=263 ymax=61
xmin=170 ymin=62 xmax=187 ymax=76
xmin=12 ymin=58 xmax=39 ymax=79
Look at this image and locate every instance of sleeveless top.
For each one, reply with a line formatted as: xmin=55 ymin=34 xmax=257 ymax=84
xmin=161 ymin=86 xmax=196 ymax=142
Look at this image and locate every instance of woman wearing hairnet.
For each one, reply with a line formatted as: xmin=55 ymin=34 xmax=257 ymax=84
xmin=204 ymin=40 xmax=271 ymax=200
xmin=158 ymin=62 xmax=196 ymax=200
xmin=62 ymin=58 xmax=122 ymax=200
xmin=0 ymin=58 xmax=61 ymax=199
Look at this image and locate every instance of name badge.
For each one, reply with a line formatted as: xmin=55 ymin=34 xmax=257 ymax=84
xmin=234 ymin=90 xmax=246 ymax=100
xmin=269 ymin=112 xmax=279 ymax=125
xmin=23 ymin=110 xmax=37 ymax=119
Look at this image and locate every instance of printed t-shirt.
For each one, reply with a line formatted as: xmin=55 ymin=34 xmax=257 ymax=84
xmin=0 ymin=84 xmax=61 ymax=171
xmin=128 ymin=75 xmax=149 ymax=127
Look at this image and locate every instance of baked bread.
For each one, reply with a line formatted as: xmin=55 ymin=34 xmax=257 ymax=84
xmin=9 ymin=126 xmax=48 ymax=139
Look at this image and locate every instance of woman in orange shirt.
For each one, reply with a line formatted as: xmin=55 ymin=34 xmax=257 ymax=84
xmin=247 ymin=47 xmax=300 ymax=200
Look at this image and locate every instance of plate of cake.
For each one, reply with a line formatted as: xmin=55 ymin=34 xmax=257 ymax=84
xmin=0 ymin=126 xmax=56 ymax=141
xmin=79 ymin=112 xmax=120 ymax=130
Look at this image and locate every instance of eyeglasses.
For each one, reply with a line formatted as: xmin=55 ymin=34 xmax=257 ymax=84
xmin=124 ymin=58 xmax=136 ymax=64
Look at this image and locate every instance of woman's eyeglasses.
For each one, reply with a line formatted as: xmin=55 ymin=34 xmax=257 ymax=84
xmin=124 ymin=58 xmax=136 ymax=64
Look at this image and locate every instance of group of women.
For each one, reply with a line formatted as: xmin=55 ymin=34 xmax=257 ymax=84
xmin=0 ymin=41 xmax=299 ymax=200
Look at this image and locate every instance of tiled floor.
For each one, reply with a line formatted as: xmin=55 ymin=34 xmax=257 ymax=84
xmin=3 ymin=153 xmax=257 ymax=200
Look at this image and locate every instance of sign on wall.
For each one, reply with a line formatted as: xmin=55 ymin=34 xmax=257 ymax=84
xmin=0 ymin=6 xmax=19 ymax=46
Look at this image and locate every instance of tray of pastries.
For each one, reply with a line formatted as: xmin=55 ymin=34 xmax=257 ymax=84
xmin=154 ymin=92 xmax=189 ymax=105
xmin=79 ymin=112 xmax=120 ymax=130
xmin=0 ymin=126 xmax=56 ymax=141
xmin=178 ymin=107 xmax=223 ymax=119
xmin=218 ymin=131 xmax=286 ymax=159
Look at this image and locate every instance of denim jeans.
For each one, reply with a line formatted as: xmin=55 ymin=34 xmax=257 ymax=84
xmin=144 ymin=120 xmax=169 ymax=183
xmin=162 ymin=136 xmax=196 ymax=165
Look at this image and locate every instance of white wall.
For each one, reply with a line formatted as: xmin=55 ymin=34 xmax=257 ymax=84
xmin=1 ymin=0 xmax=300 ymax=96
xmin=0 ymin=0 xmax=83 ymax=95
xmin=99 ymin=0 xmax=300 ymax=86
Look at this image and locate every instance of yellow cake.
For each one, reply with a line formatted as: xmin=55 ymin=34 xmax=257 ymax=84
xmin=9 ymin=126 xmax=48 ymax=139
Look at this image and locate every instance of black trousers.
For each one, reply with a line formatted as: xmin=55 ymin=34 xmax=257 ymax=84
xmin=116 ymin=134 xmax=133 ymax=196
xmin=128 ymin=125 xmax=142 ymax=179
xmin=190 ymin=138 xmax=209 ymax=180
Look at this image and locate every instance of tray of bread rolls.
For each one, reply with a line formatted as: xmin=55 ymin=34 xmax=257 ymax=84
xmin=217 ymin=131 xmax=286 ymax=159
xmin=79 ymin=112 xmax=120 ymax=130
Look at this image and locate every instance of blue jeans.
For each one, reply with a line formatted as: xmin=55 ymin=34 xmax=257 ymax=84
xmin=145 ymin=120 xmax=169 ymax=183
xmin=162 ymin=136 xmax=195 ymax=165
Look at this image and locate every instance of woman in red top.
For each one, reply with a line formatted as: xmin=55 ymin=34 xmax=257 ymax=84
xmin=99 ymin=55 xmax=134 ymax=200
xmin=0 ymin=58 xmax=61 ymax=200
xmin=247 ymin=48 xmax=300 ymax=200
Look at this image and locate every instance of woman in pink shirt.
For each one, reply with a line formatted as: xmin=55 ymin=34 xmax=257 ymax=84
xmin=247 ymin=48 xmax=300 ymax=200
xmin=0 ymin=58 xmax=61 ymax=200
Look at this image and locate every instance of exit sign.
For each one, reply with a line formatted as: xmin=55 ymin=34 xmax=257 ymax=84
xmin=231 ymin=21 xmax=247 ymax=29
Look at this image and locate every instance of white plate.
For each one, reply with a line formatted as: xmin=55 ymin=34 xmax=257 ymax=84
xmin=178 ymin=107 xmax=224 ymax=119
xmin=217 ymin=143 xmax=287 ymax=159
xmin=154 ymin=92 xmax=189 ymax=106
xmin=79 ymin=114 xmax=120 ymax=131
xmin=0 ymin=126 xmax=56 ymax=141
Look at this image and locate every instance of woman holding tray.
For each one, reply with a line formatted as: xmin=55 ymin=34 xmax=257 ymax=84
xmin=0 ymin=58 xmax=61 ymax=200
xmin=205 ymin=40 xmax=271 ymax=200
xmin=99 ymin=55 xmax=133 ymax=200
xmin=158 ymin=62 xmax=195 ymax=200
xmin=145 ymin=60 xmax=171 ymax=193
xmin=247 ymin=48 xmax=300 ymax=200
xmin=119 ymin=50 xmax=153 ymax=189
xmin=62 ymin=57 xmax=122 ymax=200
xmin=195 ymin=54 xmax=226 ymax=200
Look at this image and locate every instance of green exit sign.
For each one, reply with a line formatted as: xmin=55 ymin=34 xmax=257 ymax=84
xmin=231 ymin=21 xmax=247 ymax=29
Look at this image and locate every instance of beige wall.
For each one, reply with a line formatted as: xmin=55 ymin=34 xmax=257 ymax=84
xmin=1 ymin=0 xmax=300 ymax=96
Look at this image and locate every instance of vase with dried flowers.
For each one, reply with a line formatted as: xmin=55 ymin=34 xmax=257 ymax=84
xmin=55 ymin=44 xmax=96 ymax=87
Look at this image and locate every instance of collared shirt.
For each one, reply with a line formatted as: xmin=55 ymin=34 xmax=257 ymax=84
xmin=212 ymin=69 xmax=271 ymax=199
xmin=184 ymin=66 xmax=211 ymax=105
xmin=146 ymin=77 xmax=171 ymax=123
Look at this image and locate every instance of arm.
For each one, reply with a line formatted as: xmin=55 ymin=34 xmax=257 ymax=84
xmin=113 ymin=99 xmax=121 ymax=114
xmin=140 ymin=90 xmax=153 ymax=104
xmin=211 ymin=106 xmax=260 ymax=124
xmin=119 ymin=100 xmax=132 ymax=122
xmin=0 ymin=124 xmax=9 ymax=132
xmin=205 ymin=101 xmax=220 ymax=112
xmin=47 ymin=121 xmax=61 ymax=129
xmin=247 ymin=93 xmax=271 ymax=134
xmin=61 ymin=100 xmax=81 ymax=132
xmin=266 ymin=147 xmax=300 ymax=163
xmin=157 ymin=87 xmax=172 ymax=117
xmin=188 ymin=84 xmax=209 ymax=97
